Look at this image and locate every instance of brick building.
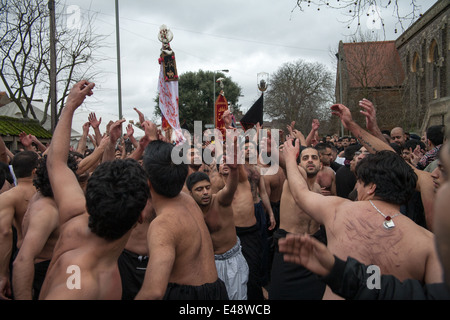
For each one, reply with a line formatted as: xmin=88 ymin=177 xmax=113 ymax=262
xmin=336 ymin=0 xmax=450 ymax=135
xmin=396 ymin=0 xmax=450 ymax=135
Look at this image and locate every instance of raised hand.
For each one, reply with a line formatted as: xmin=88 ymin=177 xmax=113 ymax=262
xmin=109 ymin=119 xmax=126 ymax=144
xmin=19 ymin=132 xmax=33 ymax=149
xmin=88 ymin=112 xmax=102 ymax=129
xmin=359 ymin=99 xmax=378 ymax=132
xmin=126 ymin=124 xmax=134 ymax=138
xmin=331 ymin=104 xmax=353 ymax=130
xmin=133 ymin=107 xmax=146 ymax=125
xmin=66 ymin=80 xmax=95 ymax=111
xmin=142 ymin=120 xmax=158 ymax=142
xmin=283 ymin=137 xmax=300 ymax=162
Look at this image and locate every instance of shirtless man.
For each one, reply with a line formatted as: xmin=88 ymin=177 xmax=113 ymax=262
xmin=269 ymin=146 xmax=326 ymax=300
xmin=282 ymin=108 xmax=443 ymax=299
xmin=218 ymin=155 xmax=264 ymax=300
xmin=244 ymin=139 xmax=276 ymax=291
xmin=12 ymin=154 xmax=77 ymax=300
xmin=186 ymin=145 xmax=249 ymax=300
xmin=315 ymin=143 xmax=337 ymax=196
xmin=135 ymin=139 xmax=227 ymax=300
xmin=39 ymin=80 xmax=150 ymax=300
xmin=0 ymin=150 xmax=38 ymax=300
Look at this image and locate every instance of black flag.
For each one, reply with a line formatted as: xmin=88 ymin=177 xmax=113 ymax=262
xmin=240 ymin=93 xmax=263 ymax=131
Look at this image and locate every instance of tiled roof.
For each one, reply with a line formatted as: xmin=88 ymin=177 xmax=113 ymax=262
xmin=343 ymin=41 xmax=405 ymax=88
xmin=0 ymin=115 xmax=52 ymax=139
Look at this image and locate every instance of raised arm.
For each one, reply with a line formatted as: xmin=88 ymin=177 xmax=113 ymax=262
xmin=217 ymin=137 xmax=239 ymax=206
xmin=0 ymin=136 xmax=13 ymax=164
xmin=128 ymin=120 xmax=157 ymax=161
xmin=331 ymin=104 xmax=394 ymax=154
xmin=359 ymin=99 xmax=389 ymax=144
xmin=305 ymin=119 xmax=320 ymax=147
xmin=88 ymin=112 xmax=103 ymax=147
xmin=76 ymin=122 xmax=90 ymax=154
xmin=76 ymin=134 xmax=109 ymax=175
xmin=46 ymin=80 xmax=94 ymax=225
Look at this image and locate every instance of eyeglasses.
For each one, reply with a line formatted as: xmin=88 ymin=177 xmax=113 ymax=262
xmin=354 ymin=151 xmax=370 ymax=156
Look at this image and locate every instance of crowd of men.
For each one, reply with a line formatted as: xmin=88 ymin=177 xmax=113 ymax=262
xmin=0 ymin=81 xmax=449 ymax=300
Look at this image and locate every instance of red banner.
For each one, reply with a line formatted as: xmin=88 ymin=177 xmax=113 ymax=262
xmin=215 ymin=94 xmax=228 ymax=130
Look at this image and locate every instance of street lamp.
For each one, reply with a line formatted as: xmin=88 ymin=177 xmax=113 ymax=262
xmin=213 ymin=69 xmax=229 ymax=126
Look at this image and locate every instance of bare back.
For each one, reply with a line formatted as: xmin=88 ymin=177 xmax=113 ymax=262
xmin=141 ymin=192 xmax=217 ymax=298
xmin=1 ymin=181 xmax=36 ymax=248
xmin=21 ymin=193 xmax=60 ymax=262
xmin=322 ymin=200 xmax=443 ymax=299
xmin=39 ymin=214 xmax=127 ymax=300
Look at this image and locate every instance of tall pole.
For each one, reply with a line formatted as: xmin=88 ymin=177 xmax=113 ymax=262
xmin=336 ymin=52 xmax=344 ymax=137
xmin=49 ymin=0 xmax=57 ymax=132
xmin=115 ymin=0 xmax=123 ymax=119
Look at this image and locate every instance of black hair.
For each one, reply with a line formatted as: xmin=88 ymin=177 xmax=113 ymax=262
xmin=389 ymin=143 xmax=402 ymax=155
xmin=355 ymin=150 xmax=417 ymax=205
xmin=33 ymin=154 xmax=78 ymax=198
xmin=85 ymin=159 xmax=149 ymax=240
xmin=143 ymin=140 xmax=188 ymax=198
xmin=11 ymin=151 xmax=39 ymax=179
xmin=402 ymin=139 xmax=426 ymax=152
xmin=344 ymin=144 xmax=362 ymax=161
xmin=426 ymin=125 xmax=445 ymax=147
xmin=186 ymin=171 xmax=210 ymax=191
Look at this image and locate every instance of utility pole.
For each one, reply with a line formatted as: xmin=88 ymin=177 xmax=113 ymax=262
xmin=48 ymin=0 xmax=57 ymax=132
xmin=115 ymin=0 xmax=123 ymax=119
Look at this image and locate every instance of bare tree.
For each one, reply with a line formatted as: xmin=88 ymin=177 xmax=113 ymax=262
xmin=0 ymin=0 xmax=106 ymax=126
xmin=293 ymin=0 xmax=429 ymax=37
xmin=264 ymin=59 xmax=334 ymax=134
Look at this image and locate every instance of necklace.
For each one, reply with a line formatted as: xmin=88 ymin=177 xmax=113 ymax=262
xmin=369 ymin=200 xmax=401 ymax=229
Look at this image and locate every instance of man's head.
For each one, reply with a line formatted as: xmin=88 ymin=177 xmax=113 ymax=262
xmin=355 ymin=150 xmax=417 ymax=205
xmin=315 ymin=143 xmax=333 ymax=167
xmin=33 ymin=154 xmax=78 ymax=198
xmin=299 ymin=147 xmax=321 ymax=178
xmin=143 ymin=140 xmax=188 ymax=198
xmin=431 ymin=158 xmax=446 ymax=193
xmin=425 ymin=125 xmax=445 ymax=150
xmin=390 ymin=127 xmax=407 ymax=146
xmin=350 ymin=147 xmax=369 ymax=173
xmin=401 ymin=140 xmax=426 ymax=164
xmin=11 ymin=151 xmax=39 ymax=179
xmin=189 ymin=145 xmax=202 ymax=169
xmin=85 ymin=159 xmax=149 ymax=240
xmin=186 ymin=172 xmax=212 ymax=207
xmin=341 ymin=136 xmax=350 ymax=148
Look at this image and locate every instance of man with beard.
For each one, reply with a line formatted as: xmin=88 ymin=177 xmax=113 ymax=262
xmin=269 ymin=146 xmax=326 ymax=300
xmin=186 ymin=143 xmax=249 ymax=300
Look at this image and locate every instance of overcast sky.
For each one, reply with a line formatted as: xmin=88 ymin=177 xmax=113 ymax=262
xmin=4 ymin=0 xmax=437 ymax=126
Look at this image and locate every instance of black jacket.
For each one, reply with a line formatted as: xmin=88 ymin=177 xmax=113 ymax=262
xmin=322 ymin=256 xmax=450 ymax=300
